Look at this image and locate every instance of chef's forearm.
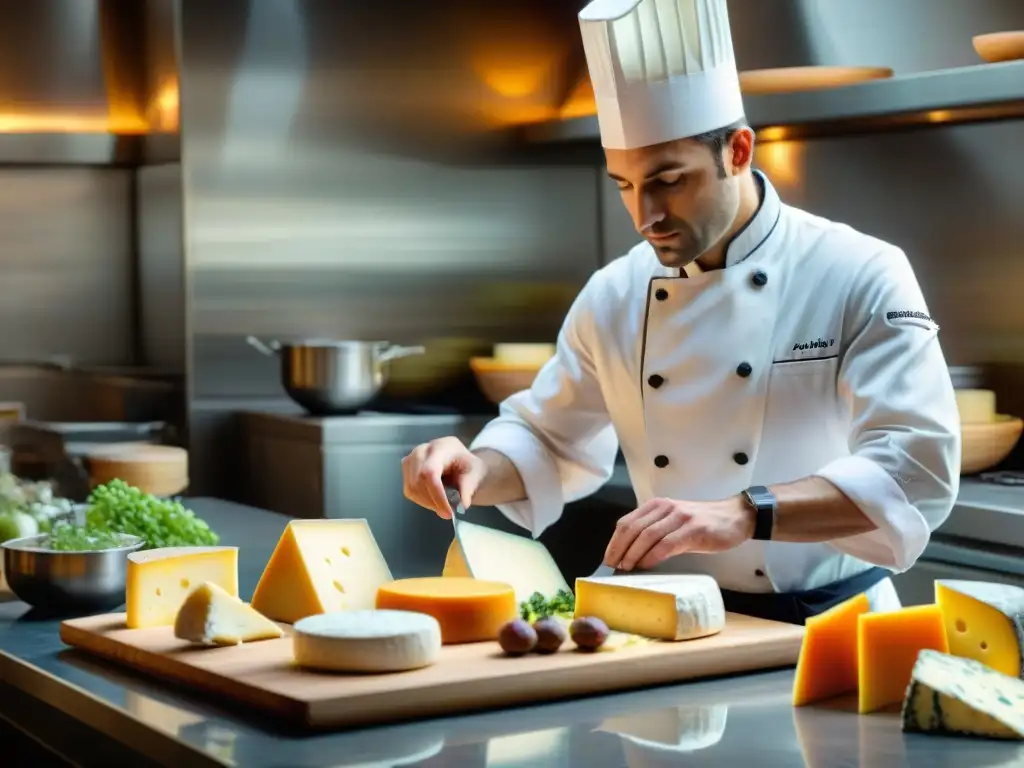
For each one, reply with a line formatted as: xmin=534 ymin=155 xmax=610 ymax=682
xmin=764 ymin=475 xmax=878 ymax=542
xmin=469 ymin=448 xmax=528 ymax=507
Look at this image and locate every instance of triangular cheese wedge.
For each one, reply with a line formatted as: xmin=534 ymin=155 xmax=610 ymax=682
xmin=174 ymin=581 xmax=283 ymax=646
xmin=250 ymin=519 xmax=393 ymax=624
xmin=443 ymin=520 xmax=569 ymax=606
xmin=792 ymin=592 xmax=870 ymax=706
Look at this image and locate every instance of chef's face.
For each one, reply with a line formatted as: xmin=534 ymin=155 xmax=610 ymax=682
xmin=605 ymin=127 xmax=755 ymax=268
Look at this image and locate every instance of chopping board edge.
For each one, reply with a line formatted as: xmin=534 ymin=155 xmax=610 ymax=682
xmin=303 ymin=626 xmax=804 ymax=729
xmin=58 ymin=617 xmax=314 ymax=729
xmin=57 ymin=612 xmax=805 ymax=731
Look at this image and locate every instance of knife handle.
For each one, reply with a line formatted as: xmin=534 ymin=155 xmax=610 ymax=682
xmin=444 ymin=485 xmax=462 ymax=515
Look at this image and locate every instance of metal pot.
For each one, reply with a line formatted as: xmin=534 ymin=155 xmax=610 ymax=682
xmin=246 ymin=336 xmax=425 ymax=414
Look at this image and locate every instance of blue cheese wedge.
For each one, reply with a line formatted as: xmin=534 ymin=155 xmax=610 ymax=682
xmin=902 ymin=649 xmax=1024 ymax=739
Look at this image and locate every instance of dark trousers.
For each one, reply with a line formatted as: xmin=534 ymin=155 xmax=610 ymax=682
xmin=720 ymin=566 xmax=891 ymax=625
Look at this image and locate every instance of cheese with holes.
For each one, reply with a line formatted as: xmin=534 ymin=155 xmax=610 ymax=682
xmin=126 ymin=546 xmax=238 ymax=629
xmin=573 ymin=574 xmax=725 ymax=641
xmin=443 ymin=520 xmax=570 ymax=605
xmin=858 ymin=604 xmax=949 ymax=714
xmin=955 ymin=389 xmax=997 ymax=424
xmin=375 ymin=577 xmax=516 ymax=644
xmin=250 ymin=519 xmax=393 ymax=624
xmin=292 ymin=609 xmax=442 ymax=672
xmin=792 ymin=592 xmax=870 ymax=706
xmin=935 ymin=580 xmax=1024 ymax=679
xmin=173 ymin=581 xmax=283 ymax=646
xmin=902 ymin=649 xmax=1024 ymax=738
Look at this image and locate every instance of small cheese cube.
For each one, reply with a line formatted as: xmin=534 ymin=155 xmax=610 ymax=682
xmin=792 ymin=592 xmax=870 ymax=706
xmin=375 ymin=577 xmax=517 ymax=644
xmin=250 ymin=519 xmax=393 ymax=624
xmin=858 ymin=604 xmax=949 ymax=714
xmin=443 ymin=520 xmax=570 ymax=605
xmin=173 ymin=581 xmax=283 ymax=646
xmin=574 ymin=574 xmax=725 ymax=641
xmin=126 ymin=546 xmax=238 ymax=629
xmin=903 ymin=649 xmax=1024 ymax=738
xmin=935 ymin=580 xmax=1024 ymax=679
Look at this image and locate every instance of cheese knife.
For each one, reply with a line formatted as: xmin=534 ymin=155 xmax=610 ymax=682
xmin=445 ymin=485 xmax=465 ymax=536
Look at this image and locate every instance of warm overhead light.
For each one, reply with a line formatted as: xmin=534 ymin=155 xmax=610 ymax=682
xmin=756 ymin=126 xmax=790 ymax=142
xmin=0 ymin=112 xmax=147 ymax=134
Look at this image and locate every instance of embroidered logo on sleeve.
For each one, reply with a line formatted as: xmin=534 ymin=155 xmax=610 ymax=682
xmin=883 ymin=309 xmax=939 ymax=331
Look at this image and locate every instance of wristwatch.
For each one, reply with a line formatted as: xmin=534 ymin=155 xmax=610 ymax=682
xmin=743 ymin=485 xmax=777 ymax=541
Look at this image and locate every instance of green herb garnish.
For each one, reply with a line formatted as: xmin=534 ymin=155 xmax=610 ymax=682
xmin=46 ymin=524 xmax=130 ymax=552
xmin=519 ymin=589 xmax=576 ymax=622
xmin=82 ymin=479 xmax=219 ymax=550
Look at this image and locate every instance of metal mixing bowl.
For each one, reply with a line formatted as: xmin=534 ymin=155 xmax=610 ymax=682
xmin=2 ymin=532 xmax=145 ymax=613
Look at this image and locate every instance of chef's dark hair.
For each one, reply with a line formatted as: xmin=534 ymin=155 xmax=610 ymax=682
xmin=691 ymin=118 xmax=750 ymax=179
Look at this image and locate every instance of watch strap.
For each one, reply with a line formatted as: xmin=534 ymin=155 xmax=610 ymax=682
xmin=744 ymin=485 xmax=776 ymax=541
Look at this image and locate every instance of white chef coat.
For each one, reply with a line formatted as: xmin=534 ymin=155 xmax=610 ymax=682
xmin=470 ymin=170 xmax=961 ymax=613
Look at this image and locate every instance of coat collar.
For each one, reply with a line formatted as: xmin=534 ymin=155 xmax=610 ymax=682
xmin=723 ymin=169 xmax=781 ymax=269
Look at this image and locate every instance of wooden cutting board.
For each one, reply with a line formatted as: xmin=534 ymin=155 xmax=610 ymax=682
xmin=60 ymin=612 xmax=804 ymax=731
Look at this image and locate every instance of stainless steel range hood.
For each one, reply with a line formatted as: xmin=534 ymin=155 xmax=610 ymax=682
xmin=511 ymin=0 xmax=1024 ymax=145
xmin=0 ymin=0 xmax=179 ymax=165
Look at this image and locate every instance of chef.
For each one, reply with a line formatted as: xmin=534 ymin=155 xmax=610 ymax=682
xmin=402 ymin=0 xmax=961 ymax=624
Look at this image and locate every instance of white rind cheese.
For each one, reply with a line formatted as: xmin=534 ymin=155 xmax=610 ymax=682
xmin=902 ymin=649 xmax=1024 ymax=739
xmin=173 ymin=581 xmax=283 ymax=646
xmin=292 ymin=609 xmax=442 ymax=673
xmin=574 ymin=574 xmax=725 ymax=641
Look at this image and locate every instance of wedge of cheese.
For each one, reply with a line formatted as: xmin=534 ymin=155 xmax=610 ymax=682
xmin=443 ymin=520 xmax=570 ymax=605
xmin=955 ymin=389 xmax=997 ymax=424
xmin=250 ymin=519 xmax=393 ymax=624
xmin=174 ymin=581 xmax=283 ymax=646
xmin=126 ymin=546 xmax=238 ymax=629
xmin=935 ymin=580 xmax=1024 ymax=679
xmin=792 ymin=592 xmax=870 ymax=706
xmin=573 ymin=574 xmax=725 ymax=641
xmin=375 ymin=577 xmax=517 ymax=644
xmin=902 ymin=649 xmax=1024 ymax=739
xmin=857 ymin=604 xmax=949 ymax=714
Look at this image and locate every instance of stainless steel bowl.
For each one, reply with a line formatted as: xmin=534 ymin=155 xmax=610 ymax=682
xmin=246 ymin=336 xmax=425 ymax=414
xmin=2 ymin=533 xmax=145 ymax=613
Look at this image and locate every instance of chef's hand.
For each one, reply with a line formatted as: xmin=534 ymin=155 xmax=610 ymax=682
xmin=402 ymin=437 xmax=487 ymax=519
xmin=604 ymin=496 xmax=754 ymax=571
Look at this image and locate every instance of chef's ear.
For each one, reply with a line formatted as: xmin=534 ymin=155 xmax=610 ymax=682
xmin=727 ymin=127 xmax=756 ymax=175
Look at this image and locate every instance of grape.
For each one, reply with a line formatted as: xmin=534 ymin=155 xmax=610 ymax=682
xmin=83 ymin=479 xmax=219 ymax=550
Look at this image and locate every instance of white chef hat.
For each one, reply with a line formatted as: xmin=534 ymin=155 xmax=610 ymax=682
xmin=578 ymin=0 xmax=745 ymax=150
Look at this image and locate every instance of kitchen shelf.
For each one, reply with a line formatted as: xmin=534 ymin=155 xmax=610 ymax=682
xmin=0 ymin=132 xmax=179 ymax=166
xmin=520 ymin=60 xmax=1024 ymax=144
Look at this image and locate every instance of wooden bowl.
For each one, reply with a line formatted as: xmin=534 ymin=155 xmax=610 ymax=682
xmin=961 ymin=415 xmax=1023 ymax=474
xmin=973 ymin=31 xmax=1024 ymax=64
xmin=469 ymin=358 xmax=543 ymax=405
xmin=739 ymin=66 xmax=893 ymax=95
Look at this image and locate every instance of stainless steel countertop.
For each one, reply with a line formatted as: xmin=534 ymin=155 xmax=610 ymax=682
xmin=3 ymin=493 xmax=1024 ymax=767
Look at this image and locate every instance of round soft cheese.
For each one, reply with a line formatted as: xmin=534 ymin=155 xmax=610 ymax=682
xmin=292 ymin=609 xmax=442 ymax=673
xmin=375 ymin=577 xmax=517 ymax=644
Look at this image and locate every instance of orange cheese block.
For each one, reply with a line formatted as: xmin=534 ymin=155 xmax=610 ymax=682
xmin=857 ymin=604 xmax=949 ymax=714
xmin=792 ymin=592 xmax=870 ymax=706
xmin=375 ymin=577 xmax=517 ymax=644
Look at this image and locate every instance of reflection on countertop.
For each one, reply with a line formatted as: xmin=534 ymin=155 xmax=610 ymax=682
xmin=3 ymin=497 xmax=1024 ymax=767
